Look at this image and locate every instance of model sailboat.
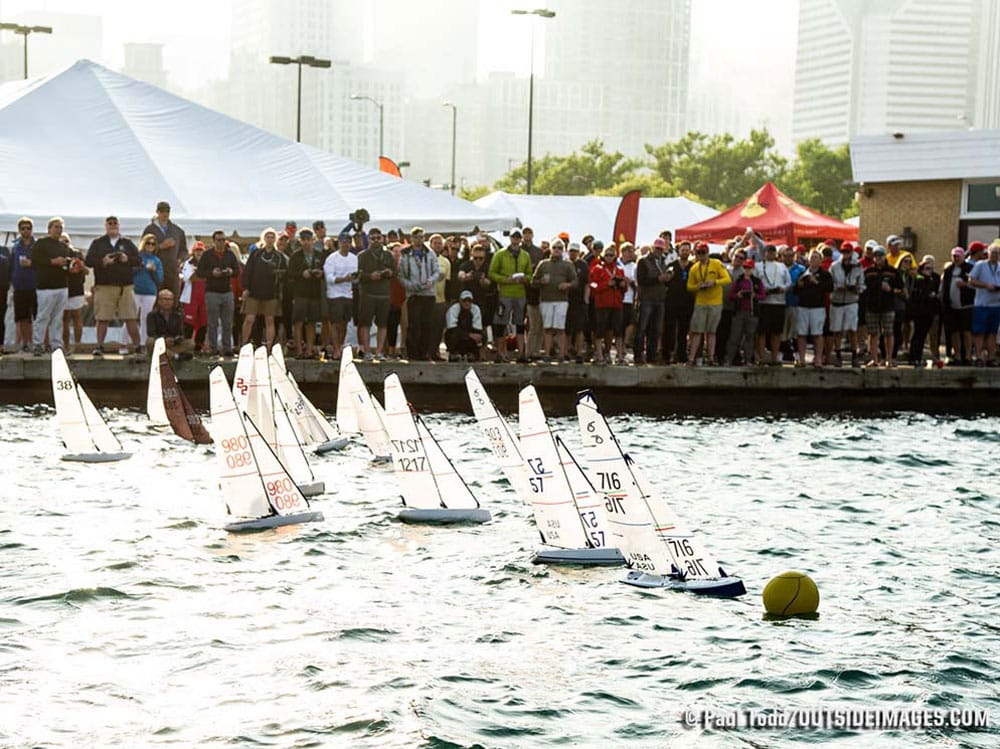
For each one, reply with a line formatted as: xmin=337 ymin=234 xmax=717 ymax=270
xmin=146 ymin=337 xmax=211 ymax=444
xmin=518 ymin=385 xmax=623 ymax=565
xmin=343 ymin=357 xmax=392 ymax=463
xmin=575 ymin=390 xmax=745 ymax=597
xmin=272 ymin=345 xmax=349 ymax=454
xmin=383 ymin=373 xmax=490 ymax=524
xmin=50 ymin=349 xmax=130 ymax=462
xmin=209 ymin=366 xmax=322 ymax=532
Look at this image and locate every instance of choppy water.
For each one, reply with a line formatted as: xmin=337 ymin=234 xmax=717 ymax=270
xmin=2 ymin=403 xmax=999 ymax=748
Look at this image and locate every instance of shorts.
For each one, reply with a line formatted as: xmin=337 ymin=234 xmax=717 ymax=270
xmin=13 ymin=288 xmax=37 ymax=321
xmin=566 ymin=302 xmax=588 ymax=336
xmin=326 ymin=296 xmax=354 ymax=323
xmin=796 ymin=307 xmax=827 ymax=336
xmin=243 ymin=297 xmax=280 ymax=317
xmin=539 ymin=301 xmax=568 ymax=329
xmin=358 ymin=294 xmax=391 ymax=327
xmin=828 ymin=304 xmax=858 ymax=332
xmin=594 ymin=307 xmax=623 ymax=336
xmin=94 ymin=284 xmax=138 ymax=321
xmin=494 ymin=296 xmax=527 ymax=332
xmin=867 ymin=311 xmax=895 ymax=336
xmin=783 ymin=307 xmax=800 ymax=340
xmin=758 ymin=304 xmax=785 ymax=336
xmin=972 ymin=306 xmax=1000 ymax=336
xmin=944 ymin=306 xmax=972 ymax=333
xmin=689 ymin=304 xmax=723 ymax=334
xmin=292 ymin=296 xmax=322 ymax=323
xmin=64 ymin=295 xmax=85 ymax=312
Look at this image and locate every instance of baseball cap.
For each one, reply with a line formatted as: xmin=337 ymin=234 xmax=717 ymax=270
xmin=568 ymin=242 xmax=581 ymax=252
xmin=886 ymin=234 xmax=901 ymax=246
xmin=192 ymin=240 xmax=206 ymax=251
xmin=652 ymin=238 xmax=666 ymax=249
xmin=743 ymin=259 xmax=756 ymax=270
xmin=864 ymin=239 xmax=879 ymax=250
xmin=459 ymin=290 xmax=474 ymax=301
xmin=558 ymin=232 xmax=570 ymax=241
xmin=509 ymin=229 xmax=522 ymax=238
xmin=156 ymin=201 xmax=170 ymax=212
xmin=873 ymin=245 xmax=887 ymax=256
xmin=298 ymin=228 xmax=314 ymax=239
xmin=338 ymin=230 xmax=352 ymax=242
xmin=592 ymin=240 xmax=605 ymax=251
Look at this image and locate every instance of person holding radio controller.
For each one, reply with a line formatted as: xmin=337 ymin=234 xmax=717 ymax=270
xmin=324 ymin=229 xmax=360 ymax=360
xmin=86 ymin=215 xmax=142 ymax=358
xmin=196 ymin=229 xmax=241 ymax=357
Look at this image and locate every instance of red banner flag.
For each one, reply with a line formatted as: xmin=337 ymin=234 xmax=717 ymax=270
xmin=613 ymin=190 xmax=641 ymax=247
xmin=378 ymin=156 xmax=401 ymax=178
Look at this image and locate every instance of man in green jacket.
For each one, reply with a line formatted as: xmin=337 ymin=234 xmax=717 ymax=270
xmin=488 ymin=229 xmax=532 ymax=362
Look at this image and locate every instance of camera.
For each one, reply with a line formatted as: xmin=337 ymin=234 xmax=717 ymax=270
xmin=348 ymin=208 xmax=370 ymax=231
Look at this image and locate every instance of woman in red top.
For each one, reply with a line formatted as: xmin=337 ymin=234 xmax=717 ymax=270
xmin=588 ymin=244 xmax=627 ymax=364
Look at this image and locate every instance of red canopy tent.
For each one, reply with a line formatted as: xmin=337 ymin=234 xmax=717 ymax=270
xmin=675 ymin=182 xmax=858 ymax=246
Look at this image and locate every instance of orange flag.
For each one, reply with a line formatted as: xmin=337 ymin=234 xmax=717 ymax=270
xmin=379 ymin=157 xmax=401 ymax=178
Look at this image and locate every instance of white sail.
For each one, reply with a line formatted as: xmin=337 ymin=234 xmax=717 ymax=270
xmin=345 ymin=359 xmax=391 ymax=459
xmin=575 ymin=392 xmax=720 ymax=581
xmin=232 ymin=343 xmax=255 ymax=413
xmin=268 ymin=355 xmax=322 ymax=446
xmin=288 ymin=372 xmax=341 ymax=443
xmin=146 ymin=337 xmax=169 ymax=426
xmin=273 ymin=390 xmax=317 ymax=486
xmin=556 ymin=435 xmax=614 ymax=549
xmin=78 ymin=386 xmax=124 ymax=453
xmin=517 ymin=386 xmax=589 ymax=549
xmin=51 ymin=349 xmax=96 ymax=454
xmin=271 ymin=343 xmax=287 ymax=373
xmin=383 ymin=373 xmax=441 ymax=510
xmin=247 ymin=346 xmax=277 ymax=450
xmin=415 ymin=416 xmax=479 ymax=510
xmin=464 ymin=369 xmax=531 ymax=501
xmin=336 ymin=346 xmax=359 ymax=434
xmin=210 ymin=366 xmax=311 ymax=520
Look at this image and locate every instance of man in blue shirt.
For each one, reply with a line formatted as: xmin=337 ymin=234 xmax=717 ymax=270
xmin=968 ymin=241 xmax=1000 ymax=366
xmin=11 ymin=217 xmax=37 ymax=352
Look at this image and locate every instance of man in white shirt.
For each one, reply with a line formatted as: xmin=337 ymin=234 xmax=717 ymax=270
xmin=753 ymin=243 xmax=791 ymax=365
xmin=323 ymin=236 xmax=358 ymax=359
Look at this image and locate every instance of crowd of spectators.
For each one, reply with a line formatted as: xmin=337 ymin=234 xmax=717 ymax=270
xmin=3 ymin=202 xmax=1000 ymax=369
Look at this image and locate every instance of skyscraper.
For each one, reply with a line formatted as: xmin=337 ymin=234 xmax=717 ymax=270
xmin=793 ymin=0 xmax=1000 ymax=144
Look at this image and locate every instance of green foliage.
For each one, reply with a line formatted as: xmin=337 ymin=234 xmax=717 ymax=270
xmin=494 ymin=139 xmax=642 ymax=196
xmin=777 ymin=139 xmax=856 ymax=219
xmin=595 ymin=172 xmax=679 ymax=198
xmin=645 ymin=129 xmax=787 ymax=209
xmin=458 ymin=184 xmax=491 ymax=202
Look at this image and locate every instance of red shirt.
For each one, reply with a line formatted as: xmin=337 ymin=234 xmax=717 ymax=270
xmin=589 ymin=261 xmax=625 ymax=309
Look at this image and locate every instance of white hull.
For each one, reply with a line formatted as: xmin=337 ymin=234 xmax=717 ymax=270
xmin=398 ymin=508 xmax=492 ymax=525
xmin=621 ymin=570 xmax=747 ymax=598
xmin=297 ymin=481 xmax=325 ymax=497
xmin=224 ymin=510 xmax=324 ymax=533
xmin=313 ymin=437 xmax=350 ymax=454
xmin=61 ymin=452 xmax=131 ymax=463
xmin=531 ymin=547 xmax=626 ymax=566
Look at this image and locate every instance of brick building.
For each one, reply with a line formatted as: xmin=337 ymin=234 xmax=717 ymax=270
xmin=850 ymin=130 xmax=1000 ymax=261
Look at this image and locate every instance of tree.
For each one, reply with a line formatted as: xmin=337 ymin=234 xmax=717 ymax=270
xmin=494 ymin=139 xmax=642 ymax=195
xmin=596 ymin=172 xmax=679 ymax=198
xmin=459 ymin=184 xmax=492 ymax=202
xmin=778 ymin=139 xmax=856 ymax=219
xmin=646 ymin=128 xmax=787 ymax=209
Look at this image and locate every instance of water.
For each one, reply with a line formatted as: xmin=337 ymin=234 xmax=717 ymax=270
xmin=2 ymin=405 xmax=999 ymax=748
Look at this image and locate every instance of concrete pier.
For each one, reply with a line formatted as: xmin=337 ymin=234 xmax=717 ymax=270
xmin=1 ymin=352 xmax=997 ymax=415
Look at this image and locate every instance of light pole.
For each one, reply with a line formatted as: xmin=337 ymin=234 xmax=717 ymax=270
xmin=268 ymin=55 xmax=332 ymax=143
xmin=0 ymin=23 xmax=53 ymax=79
xmin=510 ymin=8 xmax=555 ymax=195
xmin=350 ymin=94 xmax=384 ymax=163
xmin=442 ymin=101 xmax=457 ymax=195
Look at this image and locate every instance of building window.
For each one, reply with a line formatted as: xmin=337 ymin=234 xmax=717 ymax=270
xmin=967 ymin=182 xmax=1000 ymax=213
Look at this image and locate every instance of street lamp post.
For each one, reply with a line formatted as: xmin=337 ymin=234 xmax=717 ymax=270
xmin=510 ymin=8 xmax=555 ymax=195
xmin=0 ymin=23 xmax=53 ymax=79
xmin=350 ymin=94 xmax=384 ymax=163
xmin=442 ymin=101 xmax=457 ymax=195
xmin=268 ymin=54 xmax=332 ymax=143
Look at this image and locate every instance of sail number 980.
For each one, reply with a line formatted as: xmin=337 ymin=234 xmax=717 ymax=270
xmin=267 ymin=477 xmax=301 ymax=510
xmin=220 ymin=435 xmax=252 ymax=469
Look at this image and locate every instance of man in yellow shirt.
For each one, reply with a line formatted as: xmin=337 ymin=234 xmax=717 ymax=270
xmin=885 ymin=235 xmax=914 ymax=269
xmin=685 ymin=242 xmax=731 ymax=366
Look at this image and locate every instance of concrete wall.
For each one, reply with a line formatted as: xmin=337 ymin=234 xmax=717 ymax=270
xmin=858 ymin=179 xmax=962 ymax=262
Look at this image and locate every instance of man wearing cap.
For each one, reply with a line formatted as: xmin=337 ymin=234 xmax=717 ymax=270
xmin=86 ymin=216 xmax=143 ymax=358
xmin=521 ymin=227 xmax=544 ymax=359
xmin=967 ymin=241 xmax=1000 ymax=366
xmin=942 ymin=246 xmax=975 ymax=364
xmin=724 ymin=258 xmax=765 ymax=366
xmin=828 ymin=245 xmax=865 ymax=367
xmin=444 ymin=290 xmax=483 ymax=361
xmin=565 ymin=243 xmax=590 ymax=363
xmin=142 ymin=201 xmax=188 ymax=297
xmin=532 ymin=239 xmax=577 ymax=362
xmin=884 ymin=235 xmax=914 ymax=269
xmin=862 ymin=246 xmax=902 ymax=367
xmin=633 ymin=237 xmax=671 ymax=365
xmin=795 ymin=250 xmax=834 ymax=368
xmin=753 ymin=244 xmax=791 ymax=366
xmin=488 ymin=229 xmax=532 ymax=362
xmin=355 ymin=227 xmax=395 ymax=360
xmin=398 ymin=227 xmax=442 ymax=361
xmin=685 ymin=242 xmax=731 ymax=366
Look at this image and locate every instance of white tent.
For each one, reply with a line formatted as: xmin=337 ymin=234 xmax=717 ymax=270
xmin=0 ymin=60 xmax=514 ymax=238
xmin=474 ymin=191 xmax=718 ymax=245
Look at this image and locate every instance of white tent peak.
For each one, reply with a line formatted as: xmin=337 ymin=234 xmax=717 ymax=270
xmin=0 ymin=59 xmax=513 ymax=237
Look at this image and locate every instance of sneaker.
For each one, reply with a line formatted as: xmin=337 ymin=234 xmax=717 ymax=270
xmin=32 ymin=345 xmax=43 ymax=356
xmin=448 ymin=353 xmax=460 ymax=362
xmin=364 ymin=351 xmax=374 ymax=362
xmin=92 ymin=348 xmax=104 ymax=358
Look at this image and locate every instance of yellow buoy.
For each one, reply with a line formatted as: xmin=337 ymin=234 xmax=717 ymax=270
xmin=762 ymin=571 xmax=820 ymax=616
